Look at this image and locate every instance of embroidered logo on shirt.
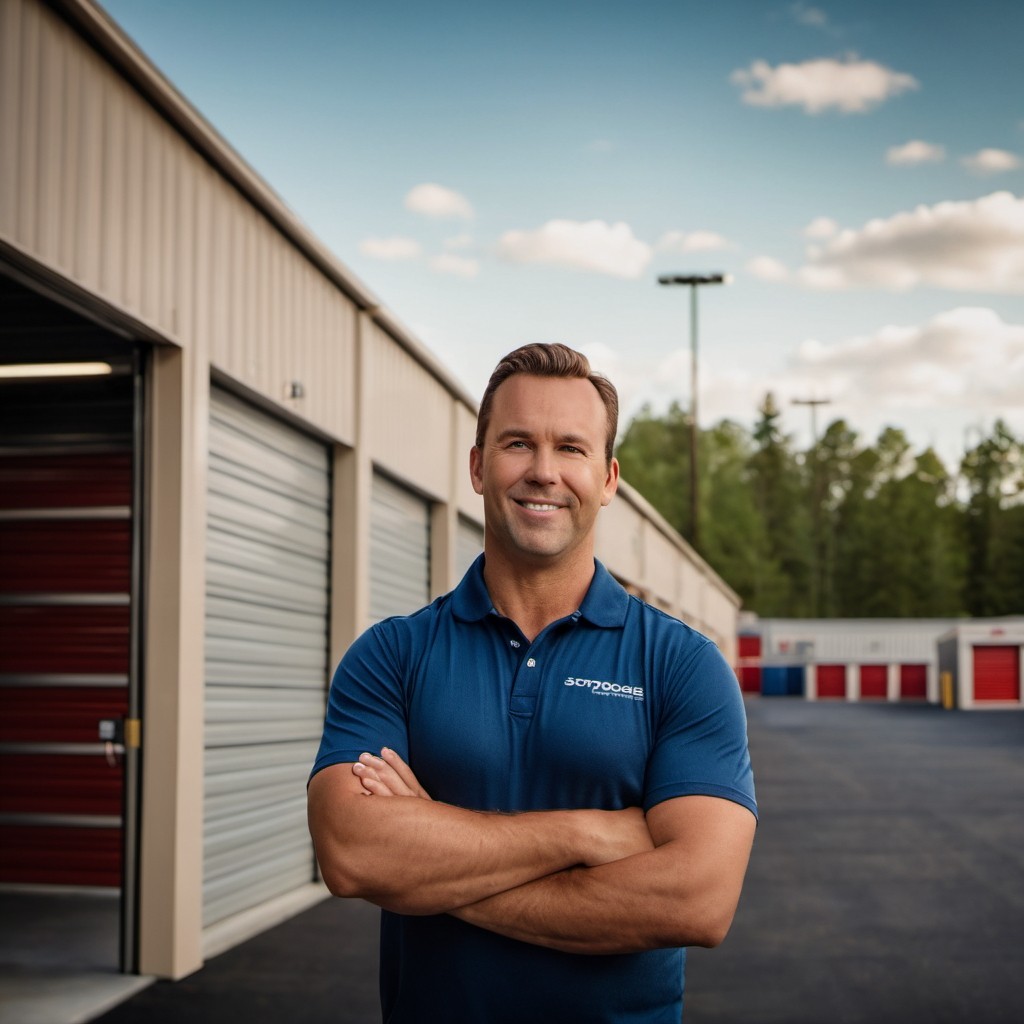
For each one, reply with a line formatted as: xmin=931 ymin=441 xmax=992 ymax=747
xmin=563 ymin=677 xmax=645 ymax=701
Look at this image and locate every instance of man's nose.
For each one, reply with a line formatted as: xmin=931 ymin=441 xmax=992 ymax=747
xmin=526 ymin=446 xmax=558 ymax=484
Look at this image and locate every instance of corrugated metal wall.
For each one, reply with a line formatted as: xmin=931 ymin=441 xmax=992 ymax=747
xmin=0 ymin=0 xmax=360 ymax=447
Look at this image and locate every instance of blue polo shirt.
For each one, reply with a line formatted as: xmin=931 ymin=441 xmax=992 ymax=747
xmin=312 ymin=557 xmax=756 ymax=1023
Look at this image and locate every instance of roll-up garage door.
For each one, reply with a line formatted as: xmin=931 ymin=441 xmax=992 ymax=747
xmin=859 ymin=665 xmax=887 ymax=700
xmin=972 ymin=646 xmax=1020 ymax=703
xmin=455 ymin=514 xmax=484 ymax=583
xmin=899 ymin=664 xmax=927 ymax=700
xmin=203 ymin=388 xmax=330 ymax=928
xmin=369 ymin=472 xmax=430 ymax=622
xmin=816 ymin=664 xmax=846 ymax=699
xmin=0 ymin=362 xmax=138 ymax=889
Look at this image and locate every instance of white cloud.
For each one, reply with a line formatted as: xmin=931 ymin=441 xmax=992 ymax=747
xmin=444 ymin=234 xmax=474 ymax=251
xmin=886 ymin=139 xmax=946 ymax=166
xmin=789 ymin=307 xmax=1024 ymax=412
xmin=404 ymin=183 xmax=474 ymax=219
xmin=497 ymin=219 xmax=652 ymax=279
xmin=359 ymin=236 xmax=421 ymax=261
xmin=747 ymin=256 xmax=791 ymax=282
xmin=797 ymin=191 xmax=1024 ymax=293
xmin=429 ymin=253 xmax=479 ymax=278
xmin=803 ymin=216 xmax=839 ymax=239
xmin=656 ymin=229 xmax=733 ymax=253
xmin=962 ymin=148 xmax=1022 ymax=176
xmin=730 ymin=55 xmax=918 ymax=114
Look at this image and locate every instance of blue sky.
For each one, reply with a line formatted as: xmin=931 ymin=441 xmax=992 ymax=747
xmin=103 ymin=0 xmax=1024 ymax=469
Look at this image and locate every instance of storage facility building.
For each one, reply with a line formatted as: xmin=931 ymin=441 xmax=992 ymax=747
xmin=0 ymin=0 xmax=741 ymax=984
xmin=937 ymin=622 xmax=1024 ymax=710
xmin=739 ymin=615 xmax=1024 ymax=707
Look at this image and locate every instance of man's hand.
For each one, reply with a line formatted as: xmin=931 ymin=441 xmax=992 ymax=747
xmin=308 ymin=757 xmax=653 ymax=916
xmin=351 ymin=748 xmax=651 ymax=867
xmin=353 ymin=748 xmax=432 ymax=800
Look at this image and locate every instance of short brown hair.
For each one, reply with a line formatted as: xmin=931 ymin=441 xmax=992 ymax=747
xmin=475 ymin=343 xmax=619 ymax=464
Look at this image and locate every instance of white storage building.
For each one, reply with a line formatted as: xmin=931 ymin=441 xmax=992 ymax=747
xmin=739 ymin=615 xmax=1024 ymax=707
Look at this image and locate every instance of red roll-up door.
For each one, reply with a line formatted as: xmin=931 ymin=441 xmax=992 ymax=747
xmin=899 ymin=664 xmax=928 ymax=701
xmin=973 ymin=646 xmax=1020 ymax=703
xmin=737 ymin=635 xmax=762 ymax=693
xmin=0 ymin=368 xmax=135 ymax=889
xmin=859 ymin=665 xmax=887 ymax=699
xmin=817 ymin=664 xmax=846 ymax=699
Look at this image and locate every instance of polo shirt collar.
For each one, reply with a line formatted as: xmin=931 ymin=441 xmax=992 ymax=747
xmin=451 ymin=554 xmax=628 ymax=628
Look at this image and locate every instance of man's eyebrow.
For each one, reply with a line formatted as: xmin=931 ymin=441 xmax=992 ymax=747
xmin=494 ymin=427 xmax=534 ymax=442
xmin=493 ymin=428 xmax=595 ymax=448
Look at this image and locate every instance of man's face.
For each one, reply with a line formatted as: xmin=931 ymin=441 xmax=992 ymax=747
xmin=470 ymin=374 xmax=619 ymax=566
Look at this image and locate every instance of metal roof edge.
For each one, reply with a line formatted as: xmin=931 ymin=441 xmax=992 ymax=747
xmin=614 ymin=479 xmax=742 ymax=608
xmin=48 ymin=0 xmax=479 ymax=413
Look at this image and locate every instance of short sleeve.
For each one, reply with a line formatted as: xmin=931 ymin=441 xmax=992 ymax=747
xmin=643 ymin=637 xmax=757 ymax=818
xmin=309 ymin=621 xmax=411 ymax=781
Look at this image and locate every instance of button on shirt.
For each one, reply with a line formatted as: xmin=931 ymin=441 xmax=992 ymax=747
xmin=312 ymin=556 xmax=756 ymax=1023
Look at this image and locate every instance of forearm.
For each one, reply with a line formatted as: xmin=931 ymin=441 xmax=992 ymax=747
xmin=451 ymin=799 xmax=756 ymax=954
xmin=308 ymin=765 xmax=649 ymax=915
xmin=450 ymin=844 xmax=721 ymax=954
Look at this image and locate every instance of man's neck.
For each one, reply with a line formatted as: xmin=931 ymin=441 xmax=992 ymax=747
xmin=482 ymin=547 xmax=595 ymax=642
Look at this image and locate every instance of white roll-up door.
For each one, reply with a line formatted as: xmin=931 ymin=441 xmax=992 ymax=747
xmin=203 ymin=389 xmax=330 ymax=928
xmin=455 ymin=514 xmax=484 ymax=582
xmin=369 ymin=473 xmax=430 ymax=622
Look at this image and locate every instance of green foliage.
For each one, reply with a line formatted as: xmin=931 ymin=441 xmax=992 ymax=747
xmin=615 ymin=404 xmax=1024 ymax=618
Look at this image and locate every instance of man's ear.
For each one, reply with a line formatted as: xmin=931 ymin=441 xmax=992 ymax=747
xmin=470 ymin=446 xmax=484 ymax=495
xmin=601 ymin=457 xmax=620 ymax=506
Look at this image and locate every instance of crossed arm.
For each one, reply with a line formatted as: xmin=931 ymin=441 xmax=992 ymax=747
xmin=307 ymin=748 xmax=756 ymax=955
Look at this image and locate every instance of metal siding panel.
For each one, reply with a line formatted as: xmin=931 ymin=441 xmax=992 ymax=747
xmin=38 ymin=5 xmax=65 ymax=263
xmin=0 ymin=0 xmax=20 ymax=237
xmin=366 ymin=326 xmax=452 ymax=498
xmin=14 ymin=0 xmax=40 ymax=245
xmin=203 ymin=388 xmax=329 ymax=929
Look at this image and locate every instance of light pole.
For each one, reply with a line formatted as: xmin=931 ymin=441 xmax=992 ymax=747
xmin=791 ymin=396 xmax=832 ymax=616
xmin=657 ymin=273 xmax=727 ymax=551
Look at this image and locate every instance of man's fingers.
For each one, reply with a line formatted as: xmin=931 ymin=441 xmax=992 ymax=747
xmin=350 ymin=749 xmax=433 ymax=800
xmin=353 ymin=752 xmax=421 ymax=797
xmin=379 ymin=747 xmax=432 ymax=800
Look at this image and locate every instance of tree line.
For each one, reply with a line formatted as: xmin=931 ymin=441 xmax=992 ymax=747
xmin=615 ymin=394 xmax=1024 ymax=618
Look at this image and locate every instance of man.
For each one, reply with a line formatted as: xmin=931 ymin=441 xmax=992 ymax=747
xmin=308 ymin=343 xmax=756 ymax=1023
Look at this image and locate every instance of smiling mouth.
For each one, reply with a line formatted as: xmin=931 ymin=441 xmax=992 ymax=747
xmin=516 ymin=500 xmax=561 ymax=512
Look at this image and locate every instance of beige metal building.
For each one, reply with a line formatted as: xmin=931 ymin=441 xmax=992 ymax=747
xmin=0 ymin=0 xmax=741 ymax=984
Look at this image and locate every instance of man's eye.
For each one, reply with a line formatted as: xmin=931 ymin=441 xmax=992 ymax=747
xmin=508 ymin=440 xmax=528 ymax=449
xmin=560 ymin=445 xmax=583 ymax=455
